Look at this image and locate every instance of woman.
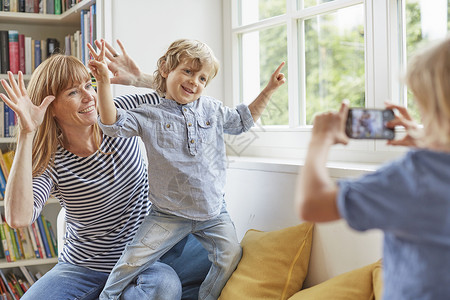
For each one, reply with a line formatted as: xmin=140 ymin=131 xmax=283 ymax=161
xmin=0 ymin=40 xmax=211 ymax=300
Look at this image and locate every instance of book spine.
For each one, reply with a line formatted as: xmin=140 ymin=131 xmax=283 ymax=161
xmin=0 ymin=31 xmax=10 ymax=74
xmin=36 ymin=216 xmax=51 ymax=258
xmin=25 ymin=0 xmax=33 ymax=12
xmin=0 ymin=271 xmax=14 ymax=300
xmin=18 ymin=228 xmax=34 ymax=259
xmin=18 ymin=0 xmax=24 ymax=12
xmin=0 ymin=103 xmax=4 ymax=138
xmin=46 ymin=220 xmax=58 ymax=256
xmin=0 ymin=167 xmax=6 ymax=199
xmin=8 ymin=30 xmax=19 ymax=74
xmin=0 ymin=222 xmax=11 ymax=262
xmin=27 ymin=225 xmax=40 ymax=259
xmin=41 ymin=216 xmax=55 ymax=257
xmin=54 ymin=0 xmax=60 ymax=14
xmin=3 ymin=104 xmax=9 ymax=138
xmin=80 ymin=10 xmax=85 ymax=64
xmin=0 ymin=150 xmax=8 ymax=180
xmin=18 ymin=34 xmax=25 ymax=73
xmin=25 ymin=36 xmax=32 ymax=75
xmin=3 ymin=0 xmax=10 ymax=11
xmin=33 ymin=40 xmax=41 ymax=69
xmin=19 ymin=266 xmax=35 ymax=285
xmin=7 ymin=227 xmax=20 ymax=261
xmin=2 ymin=224 xmax=15 ymax=261
xmin=12 ymin=229 xmax=24 ymax=259
xmin=30 ymin=223 xmax=44 ymax=258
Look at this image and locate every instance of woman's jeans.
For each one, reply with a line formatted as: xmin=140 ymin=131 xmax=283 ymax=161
xmin=20 ymin=234 xmax=211 ymax=300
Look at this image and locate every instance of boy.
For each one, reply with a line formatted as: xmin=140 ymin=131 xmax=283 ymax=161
xmin=88 ymin=39 xmax=285 ymax=300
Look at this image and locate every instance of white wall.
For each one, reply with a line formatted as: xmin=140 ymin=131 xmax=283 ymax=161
xmin=109 ymin=0 xmax=224 ymax=100
xmin=225 ymin=159 xmax=382 ymax=287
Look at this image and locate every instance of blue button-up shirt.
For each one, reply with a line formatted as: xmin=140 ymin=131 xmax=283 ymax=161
xmin=99 ymin=95 xmax=254 ymax=220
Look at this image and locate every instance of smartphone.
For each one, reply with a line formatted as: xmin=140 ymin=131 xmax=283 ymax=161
xmin=345 ymin=108 xmax=395 ymax=140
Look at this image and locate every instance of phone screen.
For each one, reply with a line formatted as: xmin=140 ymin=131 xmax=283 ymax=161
xmin=345 ymin=108 xmax=395 ymax=140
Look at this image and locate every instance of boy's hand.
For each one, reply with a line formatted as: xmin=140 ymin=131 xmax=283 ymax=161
xmin=87 ymin=41 xmax=109 ymax=83
xmin=265 ymin=62 xmax=286 ymax=92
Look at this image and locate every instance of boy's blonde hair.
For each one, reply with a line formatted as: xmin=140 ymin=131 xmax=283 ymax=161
xmin=26 ymin=54 xmax=102 ymax=177
xmin=153 ymin=39 xmax=220 ymax=97
xmin=406 ymin=37 xmax=450 ymax=147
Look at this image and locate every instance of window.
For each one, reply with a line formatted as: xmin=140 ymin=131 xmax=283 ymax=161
xmin=223 ymin=0 xmax=447 ymax=163
xmin=399 ymin=0 xmax=450 ymax=122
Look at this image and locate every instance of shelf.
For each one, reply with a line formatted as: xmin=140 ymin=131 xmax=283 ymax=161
xmin=0 ymin=138 xmax=15 ymax=144
xmin=0 ymin=257 xmax=58 ymax=268
xmin=0 ymin=0 xmax=96 ymax=26
xmin=0 ymin=74 xmax=32 ymax=81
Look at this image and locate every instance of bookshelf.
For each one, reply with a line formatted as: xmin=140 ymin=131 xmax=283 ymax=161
xmin=0 ymin=1 xmax=109 ymax=296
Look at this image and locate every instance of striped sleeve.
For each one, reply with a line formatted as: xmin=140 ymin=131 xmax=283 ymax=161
xmin=113 ymin=92 xmax=160 ymax=110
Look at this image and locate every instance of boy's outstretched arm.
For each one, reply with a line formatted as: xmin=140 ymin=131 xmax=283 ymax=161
xmin=88 ymin=41 xmax=117 ymax=125
xmin=248 ymin=62 xmax=286 ymax=122
xmin=296 ymin=102 xmax=349 ymax=222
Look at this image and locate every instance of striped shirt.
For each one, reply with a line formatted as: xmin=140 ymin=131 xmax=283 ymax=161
xmin=32 ymin=92 xmax=160 ymax=272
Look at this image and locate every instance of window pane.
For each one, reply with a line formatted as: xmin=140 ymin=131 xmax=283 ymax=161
xmin=301 ymin=0 xmax=337 ymax=9
xmin=303 ymin=5 xmax=365 ymax=125
xmin=241 ymin=25 xmax=288 ymax=125
xmin=403 ymin=0 xmax=449 ymax=121
xmin=239 ymin=0 xmax=285 ymax=26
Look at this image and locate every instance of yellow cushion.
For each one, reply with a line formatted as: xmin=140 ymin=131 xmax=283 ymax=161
xmin=219 ymin=222 xmax=314 ymax=300
xmin=372 ymin=260 xmax=383 ymax=299
xmin=288 ymin=260 xmax=382 ymax=300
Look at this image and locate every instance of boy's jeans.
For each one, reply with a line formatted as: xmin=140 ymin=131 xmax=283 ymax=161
xmin=100 ymin=206 xmax=242 ymax=300
xmin=21 ymin=234 xmax=210 ymax=300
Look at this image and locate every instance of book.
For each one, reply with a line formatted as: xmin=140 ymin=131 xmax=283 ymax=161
xmin=3 ymin=0 xmax=10 ymax=11
xmin=45 ymin=219 xmax=57 ymax=256
xmin=0 ymin=31 xmax=9 ymax=74
xmin=18 ymin=34 xmax=25 ymax=73
xmin=0 ymin=270 xmax=15 ymax=300
xmin=46 ymin=38 xmax=59 ymax=57
xmin=0 ymin=149 xmax=10 ymax=180
xmin=54 ymin=0 xmax=60 ymax=14
xmin=27 ymin=225 xmax=40 ymax=259
xmin=25 ymin=0 xmax=33 ymax=12
xmin=12 ymin=229 xmax=24 ymax=259
xmin=0 ymin=218 xmax=11 ymax=262
xmin=7 ymin=274 xmax=23 ymax=298
xmin=0 ymin=165 xmax=6 ymax=199
xmin=46 ymin=0 xmax=53 ymax=14
xmin=30 ymin=223 xmax=44 ymax=258
xmin=0 ymin=103 xmax=4 ymax=138
xmin=7 ymin=225 xmax=20 ymax=261
xmin=2 ymin=151 xmax=14 ymax=172
xmin=41 ymin=39 xmax=47 ymax=61
xmin=2 ymin=222 xmax=15 ymax=262
xmin=18 ymin=228 xmax=34 ymax=259
xmin=36 ymin=215 xmax=52 ymax=258
xmin=8 ymin=30 xmax=19 ymax=74
xmin=33 ymin=39 xmax=41 ymax=69
xmin=19 ymin=266 xmax=35 ymax=285
xmin=18 ymin=0 xmax=24 ymax=12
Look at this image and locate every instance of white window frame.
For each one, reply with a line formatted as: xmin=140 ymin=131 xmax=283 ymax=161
xmin=222 ymin=0 xmax=408 ymax=164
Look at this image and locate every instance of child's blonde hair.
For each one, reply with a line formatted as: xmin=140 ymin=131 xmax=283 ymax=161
xmin=406 ymin=37 xmax=450 ymax=147
xmin=26 ymin=54 xmax=102 ymax=176
xmin=153 ymin=39 xmax=220 ymax=97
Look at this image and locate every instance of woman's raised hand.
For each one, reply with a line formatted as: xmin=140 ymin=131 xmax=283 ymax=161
xmin=0 ymin=71 xmax=55 ymax=134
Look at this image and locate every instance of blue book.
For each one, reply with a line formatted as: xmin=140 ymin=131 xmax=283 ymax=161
xmin=0 ymin=167 xmax=6 ymax=198
xmin=36 ymin=216 xmax=52 ymax=258
xmin=7 ymin=105 xmax=15 ymax=138
xmin=12 ymin=229 xmax=23 ymax=259
xmin=34 ymin=40 xmax=41 ymax=69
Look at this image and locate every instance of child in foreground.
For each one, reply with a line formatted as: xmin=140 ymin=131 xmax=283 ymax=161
xmin=297 ymin=37 xmax=450 ymax=299
xmin=88 ymin=39 xmax=285 ymax=300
